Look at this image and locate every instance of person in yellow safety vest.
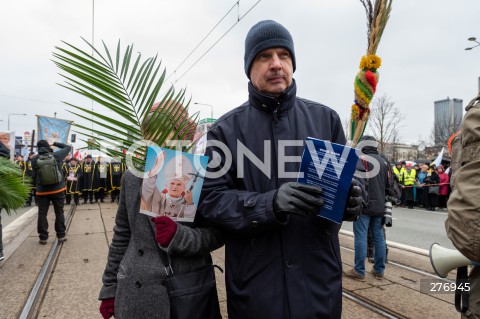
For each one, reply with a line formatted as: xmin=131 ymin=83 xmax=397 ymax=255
xmin=393 ymin=161 xmax=405 ymax=183
xmin=402 ymin=163 xmax=416 ymax=209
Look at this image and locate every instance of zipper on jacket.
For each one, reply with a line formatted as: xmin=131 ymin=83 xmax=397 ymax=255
xmin=271 ymin=104 xmax=292 ymax=318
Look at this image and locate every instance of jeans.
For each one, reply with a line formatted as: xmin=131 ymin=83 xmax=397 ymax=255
xmin=37 ymin=192 xmax=66 ymax=240
xmin=353 ymin=215 xmax=386 ymax=275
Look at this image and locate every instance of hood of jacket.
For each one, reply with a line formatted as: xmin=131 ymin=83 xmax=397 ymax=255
xmin=361 ymin=145 xmax=379 ymax=155
xmin=38 ymin=147 xmax=53 ymax=154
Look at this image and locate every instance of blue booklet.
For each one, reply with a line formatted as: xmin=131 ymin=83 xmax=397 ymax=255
xmin=297 ymin=137 xmax=359 ymax=224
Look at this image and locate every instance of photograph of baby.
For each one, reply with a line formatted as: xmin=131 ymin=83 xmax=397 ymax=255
xmin=140 ymin=146 xmax=208 ymax=223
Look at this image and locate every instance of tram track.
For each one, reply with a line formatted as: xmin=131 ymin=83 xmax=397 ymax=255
xmin=12 ymin=203 xmax=453 ymax=319
xmin=18 ymin=204 xmax=77 ymax=319
xmin=340 ymin=238 xmax=455 ymax=318
xmin=343 ymin=290 xmax=407 ymax=319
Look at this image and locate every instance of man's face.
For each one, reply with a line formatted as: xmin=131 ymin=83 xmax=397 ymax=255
xmin=0 ymin=133 xmax=10 ymax=145
xmin=250 ymin=48 xmax=293 ymax=96
xmin=167 ymin=179 xmax=186 ymax=198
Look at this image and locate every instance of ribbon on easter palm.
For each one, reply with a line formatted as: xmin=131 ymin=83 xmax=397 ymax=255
xmin=350 ymin=0 xmax=392 ymax=147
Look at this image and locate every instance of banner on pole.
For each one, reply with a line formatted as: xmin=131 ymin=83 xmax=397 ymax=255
xmin=36 ymin=115 xmax=72 ymax=145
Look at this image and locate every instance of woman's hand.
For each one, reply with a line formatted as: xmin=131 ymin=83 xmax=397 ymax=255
xmin=99 ymin=298 xmax=115 ymax=319
xmin=151 ymin=216 xmax=178 ymax=247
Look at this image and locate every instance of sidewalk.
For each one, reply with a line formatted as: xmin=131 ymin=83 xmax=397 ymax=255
xmin=0 ymin=203 xmax=459 ymax=318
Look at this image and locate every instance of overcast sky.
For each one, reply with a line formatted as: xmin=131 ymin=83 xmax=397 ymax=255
xmin=1 ymin=0 xmax=479 ymax=150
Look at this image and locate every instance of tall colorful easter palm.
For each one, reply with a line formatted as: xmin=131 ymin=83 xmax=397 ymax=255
xmin=52 ymin=39 xmax=198 ymax=168
xmin=349 ymin=0 xmax=392 ymax=146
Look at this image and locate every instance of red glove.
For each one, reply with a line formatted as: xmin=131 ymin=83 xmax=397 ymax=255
xmin=99 ymin=298 xmax=115 ymax=319
xmin=151 ymin=216 xmax=178 ymax=247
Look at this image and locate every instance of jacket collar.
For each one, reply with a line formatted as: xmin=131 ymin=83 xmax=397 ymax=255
xmin=248 ymin=79 xmax=297 ymax=114
xmin=38 ymin=147 xmax=52 ymax=154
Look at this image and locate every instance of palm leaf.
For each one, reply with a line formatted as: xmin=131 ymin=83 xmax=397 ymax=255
xmin=52 ymin=39 xmax=199 ymax=169
xmin=0 ymin=158 xmax=31 ymax=215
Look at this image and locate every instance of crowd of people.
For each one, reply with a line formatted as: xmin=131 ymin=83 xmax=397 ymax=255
xmin=13 ymin=152 xmax=126 ymax=206
xmin=392 ymin=160 xmax=451 ymax=211
xmin=3 ymin=17 xmax=474 ymax=318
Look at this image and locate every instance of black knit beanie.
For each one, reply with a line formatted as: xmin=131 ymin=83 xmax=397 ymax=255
xmin=37 ymin=140 xmax=50 ymax=149
xmin=244 ymin=20 xmax=296 ymax=78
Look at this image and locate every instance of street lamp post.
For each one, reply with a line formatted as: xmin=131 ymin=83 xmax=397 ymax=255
xmin=8 ymin=113 xmax=27 ymax=131
xmin=465 ymin=37 xmax=480 ymax=94
xmin=465 ymin=37 xmax=480 ymax=51
xmin=194 ymin=102 xmax=214 ymax=119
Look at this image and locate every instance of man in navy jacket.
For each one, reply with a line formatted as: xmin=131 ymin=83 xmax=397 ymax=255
xmin=198 ymin=20 xmax=363 ymax=318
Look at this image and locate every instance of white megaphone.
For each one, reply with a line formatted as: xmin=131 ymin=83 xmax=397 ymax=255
xmin=429 ymin=243 xmax=472 ymax=278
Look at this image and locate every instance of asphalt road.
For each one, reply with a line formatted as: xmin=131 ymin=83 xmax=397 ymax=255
xmin=341 ymin=206 xmax=456 ymax=250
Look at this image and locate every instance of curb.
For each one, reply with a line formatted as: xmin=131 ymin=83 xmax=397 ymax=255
xmin=339 ymin=229 xmax=430 ymax=256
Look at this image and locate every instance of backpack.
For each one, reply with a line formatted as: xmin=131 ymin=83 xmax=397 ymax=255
xmin=36 ymin=153 xmax=63 ymax=186
xmin=445 ymin=94 xmax=480 ymax=262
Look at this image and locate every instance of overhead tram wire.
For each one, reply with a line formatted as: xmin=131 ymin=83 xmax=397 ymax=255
xmin=163 ymin=0 xmax=262 ymax=87
xmin=165 ymin=1 xmax=240 ymax=84
xmin=0 ymin=94 xmax=63 ymax=106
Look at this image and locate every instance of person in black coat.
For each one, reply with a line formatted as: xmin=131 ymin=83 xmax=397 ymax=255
xmin=93 ymin=156 xmax=108 ymax=203
xmin=107 ymin=161 xmax=125 ymax=203
xmin=344 ymin=136 xmax=389 ymax=281
xmin=80 ymin=155 xmax=95 ymax=204
xmin=25 ymin=152 xmax=37 ymax=206
xmin=64 ymin=157 xmax=82 ymax=205
xmin=31 ymin=140 xmax=71 ymax=244
xmin=424 ymin=164 xmax=440 ymax=211
xmin=198 ymin=20 xmax=363 ymax=318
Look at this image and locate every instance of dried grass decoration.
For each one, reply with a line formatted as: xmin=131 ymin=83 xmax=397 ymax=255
xmin=350 ymin=0 xmax=392 ymax=146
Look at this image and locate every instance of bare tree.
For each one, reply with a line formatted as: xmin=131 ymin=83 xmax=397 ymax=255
xmin=365 ymin=94 xmax=405 ymax=158
xmin=429 ymin=111 xmax=462 ymax=153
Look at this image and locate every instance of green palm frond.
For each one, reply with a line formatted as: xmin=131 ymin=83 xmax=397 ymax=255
xmin=0 ymin=158 xmax=31 ymax=215
xmin=52 ymin=38 xmax=199 ymax=168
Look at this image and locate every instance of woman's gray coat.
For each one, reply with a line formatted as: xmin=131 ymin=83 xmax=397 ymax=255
xmin=99 ymin=170 xmax=224 ymax=318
